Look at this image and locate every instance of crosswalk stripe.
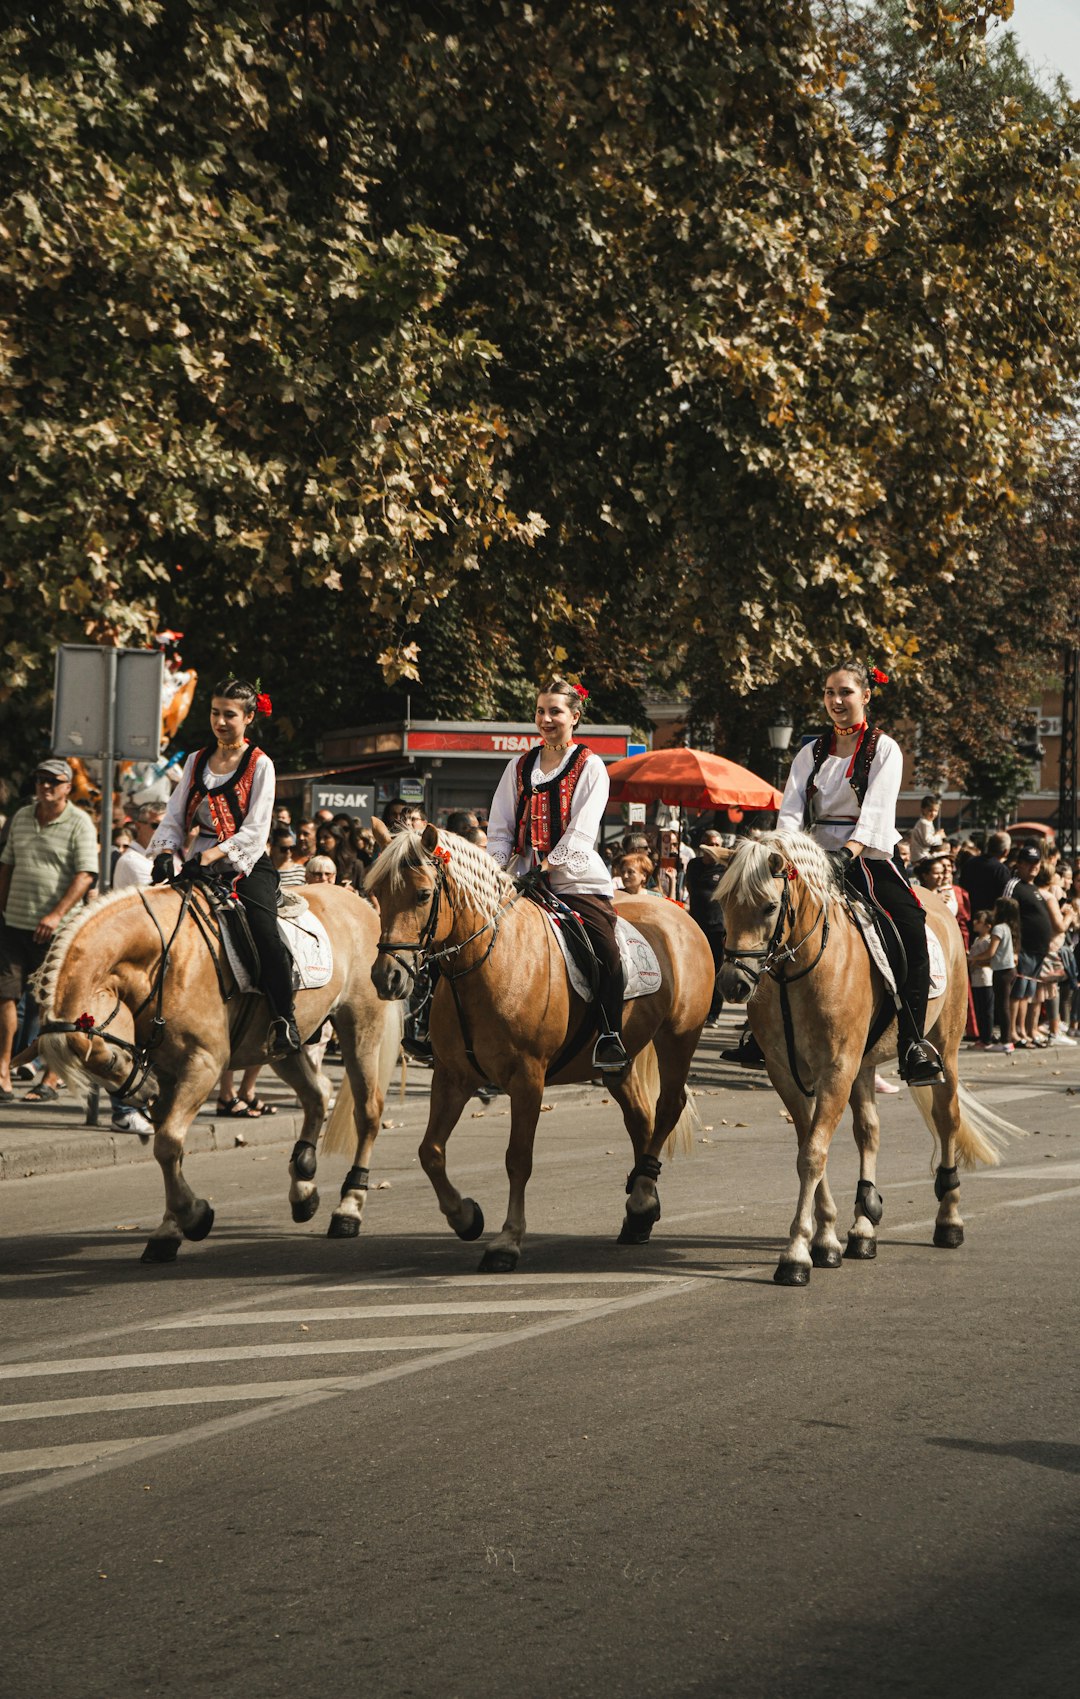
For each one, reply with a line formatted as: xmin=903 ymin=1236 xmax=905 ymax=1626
xmin=0 ymin=1335 xmax=493 ymax=1382
xmin=0 ymin=1438 xmax=152 ymax=1476
xmin=153 ymin=1299 xmax=603 ymax=1328
xmin=320 ymin=1273 xmax=685 ymax=1290
xmin=0 ymin=1379 xmax=367 ymax=1423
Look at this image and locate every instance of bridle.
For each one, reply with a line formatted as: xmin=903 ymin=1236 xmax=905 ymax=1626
xmin=375 ymin=854 xmax=519 ymax=985
xmin=39 ymin=885 xmax=196 ymax=1101
xmin=722 ymin=870 xmax=830 ymax=987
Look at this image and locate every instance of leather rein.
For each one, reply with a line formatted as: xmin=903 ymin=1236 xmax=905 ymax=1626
xmin=722 ymin=870 xmax=831 ymax=1099
xmin=39 ymin=882 xmax=238 ymax=1102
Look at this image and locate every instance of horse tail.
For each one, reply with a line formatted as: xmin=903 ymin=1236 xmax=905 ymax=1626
xmin=907 ymin=1081 xmax=1024 ymax=1169
xmin=634 ymin=1041 xmax=699 ymax=1159
xmin=321 ymin=1000 xmax=404 ymax=1158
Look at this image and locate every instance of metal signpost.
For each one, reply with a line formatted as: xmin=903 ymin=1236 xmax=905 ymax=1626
xmin=51 ymin=645 xmax=164 ymax=894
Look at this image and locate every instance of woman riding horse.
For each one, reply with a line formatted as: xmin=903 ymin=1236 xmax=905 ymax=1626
xmin=486 ymin=676 xmax=628 ymax=1075
xmin=776 ymin=659 xmax=943 ymax=1086
xmin=149 ymin=675 xmax=301 ymax=1059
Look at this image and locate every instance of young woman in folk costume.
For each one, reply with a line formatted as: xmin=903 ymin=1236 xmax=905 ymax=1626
xmin=487 ymin=677 xmax=629 ymax=1075
xmin=148 ymin=676 xmax=301 ymax=1059
xmin=775 ymin=659 xmax=944 ymax=1086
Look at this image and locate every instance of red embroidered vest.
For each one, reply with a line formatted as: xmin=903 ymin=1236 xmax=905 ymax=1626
xmin=512 ymin=744 xmax=590 ymax=858
xmin=184 ymin=743 xmax=264 ymax=843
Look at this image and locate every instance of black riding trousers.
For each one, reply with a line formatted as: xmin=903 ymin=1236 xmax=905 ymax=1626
xmin=847 ymin=856 xmax=931 ymax=1033
xmin=234 ymin=856 xmax=293 ymax=1017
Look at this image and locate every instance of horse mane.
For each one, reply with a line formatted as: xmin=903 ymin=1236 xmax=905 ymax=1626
xmin=365 ymin=828 xmax=515 ymax=919
xmin=717 ymin=829 xmax=839 ymax=911
xmin=31 ymin=886 xmax=146 ymax=1018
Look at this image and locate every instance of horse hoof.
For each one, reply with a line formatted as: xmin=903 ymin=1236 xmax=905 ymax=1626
xmin=773 ymin=1260 xmax=810 ymax=1287
xmin=810 ymin=1244 xmax=843 ymax=1268
xmin=291 ymin=1190 xmax=320 ymax=1224
xmin=617 ymin=1208 xmax=659 ymax=1246
xmin=182 ymin=1201 xmax=215 ymax=1242
xmin=140 ymin=1237 xmax=180 ymax=1265
xmin=327 ymin=1213 xmax=361 ymax=1239
xmin=454 ymin=1199 xmax=485 ymax=1242
xmin=479 ymin=1247 xmax=519 ymax=1274
xmin=844 ymin=1234 xmax=877 ymax=1260
xmin=933 ymin=1223 xmax=964 ymax=1249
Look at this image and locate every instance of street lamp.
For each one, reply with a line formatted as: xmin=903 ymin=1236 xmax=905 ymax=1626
xmin=767 ymin=715 xmax=794 ymax=789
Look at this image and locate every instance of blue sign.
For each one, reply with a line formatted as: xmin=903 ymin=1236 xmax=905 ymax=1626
xmin=627 ymin=741 xmax=647 ymax=757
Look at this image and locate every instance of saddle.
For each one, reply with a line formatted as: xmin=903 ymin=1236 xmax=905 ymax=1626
xmin=195 ymin=881 xmax=333 ymax=995
xmin=543 ymin=909 xmax=662 ymax=1002
xmin=846 ymin=898 xmax=948 ymax=1001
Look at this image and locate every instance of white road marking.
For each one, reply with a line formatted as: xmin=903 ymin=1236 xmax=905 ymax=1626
xmin=0 ymin=1336 xmax=492 ymax=1381
xmin=1003 ymin=1184 xmax=1080 ymax=1209
xmin=0 ymin=1438 xmax=151 ymax=1476
xmin=0 ymin=1279 xmax=695 ymax=1508
xmin=154 ymin=1299 xmax=602 ymax=1328
xmin=321 ymin=1273 xmax=686 ymax=1289
xmin=981 ymin=1160 xmax=1080 ymax=1182
xmin=968 ymin=1085 xmax=1053 ymax=1105
xmin=0 ymin=1380 xmax=371 ymax=1423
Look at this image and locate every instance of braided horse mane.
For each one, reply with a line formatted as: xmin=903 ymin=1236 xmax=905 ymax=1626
xmin=717 ymin=829 xmax=840 ymax=912
xmin=364 ymin=828 xmax=515 ymax=922
xmin=30 ymin=885 xmax=145 ymax=1019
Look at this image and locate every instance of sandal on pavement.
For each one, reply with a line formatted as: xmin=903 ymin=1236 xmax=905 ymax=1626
xmin=239 ymin=1095 xmax=276 ymax=1117
xmin=215 ymin=1096 xmax=251 ymax=1118
xmin=0 ymin=1088 xmax=15 ymax=1104
xmin=25 ymin=1084 xmax=60 ymax=1102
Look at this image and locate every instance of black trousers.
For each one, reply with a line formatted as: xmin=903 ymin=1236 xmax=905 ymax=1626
xmin=562 ymin=892 xmax=623 ymax=1034
xmin=847 ymin=857 xmax=930 ymax=1037
xmin=235 ymin=857 xmax=293 ymax=1017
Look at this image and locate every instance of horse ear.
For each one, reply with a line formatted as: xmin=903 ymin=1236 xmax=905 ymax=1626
xmin=371 ymin=819 xmax=392 ymax=849
xmin=767 ymin=852 xmax=787 ymax=878
xmin=421 ymin=824 xmax=441 ymax=854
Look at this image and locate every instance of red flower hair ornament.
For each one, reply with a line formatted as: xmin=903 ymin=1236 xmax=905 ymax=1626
xmin=573 ymin=684 xmax=589 ymax=701
xmin=431 ymin=844 xmax=452 ymax=866
xmin=255 ymin=692 xmax=273 ymax=717
xmin=871 ymin=667 xmax=889 ymax=685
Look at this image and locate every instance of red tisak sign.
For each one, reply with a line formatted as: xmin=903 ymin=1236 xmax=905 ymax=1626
xmin=405 ymin=729 xmax=629 ymax=757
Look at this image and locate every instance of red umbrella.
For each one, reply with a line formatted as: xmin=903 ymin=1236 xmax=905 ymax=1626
xmin=606 ymin=747 xmax=783 ymax=810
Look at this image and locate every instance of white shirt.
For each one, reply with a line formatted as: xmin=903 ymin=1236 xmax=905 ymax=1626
xmin=112 ymin=841 xmax=155 ymax=890
xmin=149 ymin=746 xmax=276 ymax=878
xmin=777 ymin=729 xmax=903 ymax=859
xmin=487 ymin=745 xmax=614 ymax=897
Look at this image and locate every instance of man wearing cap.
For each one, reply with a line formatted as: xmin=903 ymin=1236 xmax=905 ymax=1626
xmin=113 ymin=801 xmax=169 ymax=891
xmin=0 ymin=760 xmax=99 ymax=1101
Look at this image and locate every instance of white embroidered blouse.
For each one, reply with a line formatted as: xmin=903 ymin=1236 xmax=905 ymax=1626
xmin=487 ymin=744 xmax=614 ymax=897
xmin=777 ymin=730 xmax=903 ymax=860
xmin=149 ymin=747 xmax=276 ymax=878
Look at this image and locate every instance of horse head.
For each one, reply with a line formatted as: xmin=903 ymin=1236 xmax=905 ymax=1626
xmin=367 ymin=821 xmax=453 ymax=1000
xmin=717 ymin=831 xmax=836 ymax=1003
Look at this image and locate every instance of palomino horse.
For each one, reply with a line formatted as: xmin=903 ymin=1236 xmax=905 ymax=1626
xmin=32 ymin=881 xmax=401 ymax=1262
xmin=718 ymin=831 xmax=1018 ymax=1286
xmin=363 ymin=823 xmax=714 ymax=1271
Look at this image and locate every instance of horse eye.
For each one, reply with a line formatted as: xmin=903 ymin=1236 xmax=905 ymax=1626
xmin=763 ymin=903 xmax=777 ymax=917
xmin=416 ymin=890 xmax=432 ymax=905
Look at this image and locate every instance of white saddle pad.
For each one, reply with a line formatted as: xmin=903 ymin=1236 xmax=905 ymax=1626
xmin=222 ymin=906 xmax=334 ymax=994
xmin=544 ymin=912 xmax=663 ymax=1002
xmin=850 ymin=903 xmax=947 ymax=1001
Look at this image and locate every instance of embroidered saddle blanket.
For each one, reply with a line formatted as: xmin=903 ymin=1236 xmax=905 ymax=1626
xmin=849 ymin=901 xmax=948 ymax=1001
xmin=544 ymin=910 xmax=663 ymax=1003
xmin=221 ymin=892 xmax=334 ymax=994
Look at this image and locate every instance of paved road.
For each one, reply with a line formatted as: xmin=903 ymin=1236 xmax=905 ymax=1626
xmin=1 ymin=1024 xmax=1078 ymax=1698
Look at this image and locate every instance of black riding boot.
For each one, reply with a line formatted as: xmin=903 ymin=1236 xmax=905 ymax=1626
xmin=236 ymin=859 xmax=300 ymax=1058
xmin=402 ymin=964 xmax=435 ymax=1064
xmin=895 ymin=952 xmax=944 ymax=1084
xmin=720 ymin=1023 xmax=766 ymax=1068
xmin=593 ymin=965 xmax=630 ymax=1075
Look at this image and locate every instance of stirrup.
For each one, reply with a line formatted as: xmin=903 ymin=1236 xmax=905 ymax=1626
xmin=592 ymin=1032 xmax=630 ymax=1075
xmin=267 ymin=1016 xmax=301 ymax=1059
xmin=720 ymin=1029 xmax=767 ymax=1069
xmin=899 ymin=1039 xmax=944 ymax=1085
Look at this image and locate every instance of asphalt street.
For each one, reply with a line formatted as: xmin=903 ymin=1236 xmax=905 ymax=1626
xmin=1 ymin=1020 xmax=1078 ymax=1699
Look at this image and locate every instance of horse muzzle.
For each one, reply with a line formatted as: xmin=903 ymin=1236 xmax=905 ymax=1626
xmin=719 ymin=961 xmax=755 ymax=1004
xmin=371 ymin=953 xmax=412 ymax=1001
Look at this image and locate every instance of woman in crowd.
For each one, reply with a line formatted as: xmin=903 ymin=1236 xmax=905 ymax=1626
xmin=269 ymin=824 xmax=306 ymax=887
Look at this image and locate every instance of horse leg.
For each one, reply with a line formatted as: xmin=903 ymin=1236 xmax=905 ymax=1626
xmin=929 ymin=1054 xmax=966 ymax=1249
xmin=267 ymin=1048 xmax=331 ymax=1225
xmin=611 ymin=1051 xmax=660 ymax=1245
xmin=418 ymin=1065 xmax=485 ymax=1243
xmin=776 ymin=1071 xmax=850 ymax=1286
xmin=326 ymin=1001 xmax=392 ymax=1241
xmin=810 ymin=1166 xmax=844 ymax=1269
xmin=141 ymin=1062 xmax=220 ymax=1264
xmin=478 ymin=1068 xmax=545 ymax=1274
xmin=844 ymin=1065 xmax=884 ymax=1261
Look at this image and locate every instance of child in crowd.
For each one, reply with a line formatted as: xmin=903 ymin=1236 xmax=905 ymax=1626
xmin=967 ymin=909 xmax=996 ymax=1048
xmin=990 ymin=895 xmax=1019 ymax=1052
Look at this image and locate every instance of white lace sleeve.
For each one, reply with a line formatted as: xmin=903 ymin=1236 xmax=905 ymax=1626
xmin=216 ymin=754 xmax=276 ymax=877
xmin=148 ymin=753 xmax=197 ymax=857
xmin=547 ymin=754 xmax=609 ymax=874
xmin=486 ymin=756 xmax=521 ymax=868
xmin=776 ymin=743 xmax=813 ymax=836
